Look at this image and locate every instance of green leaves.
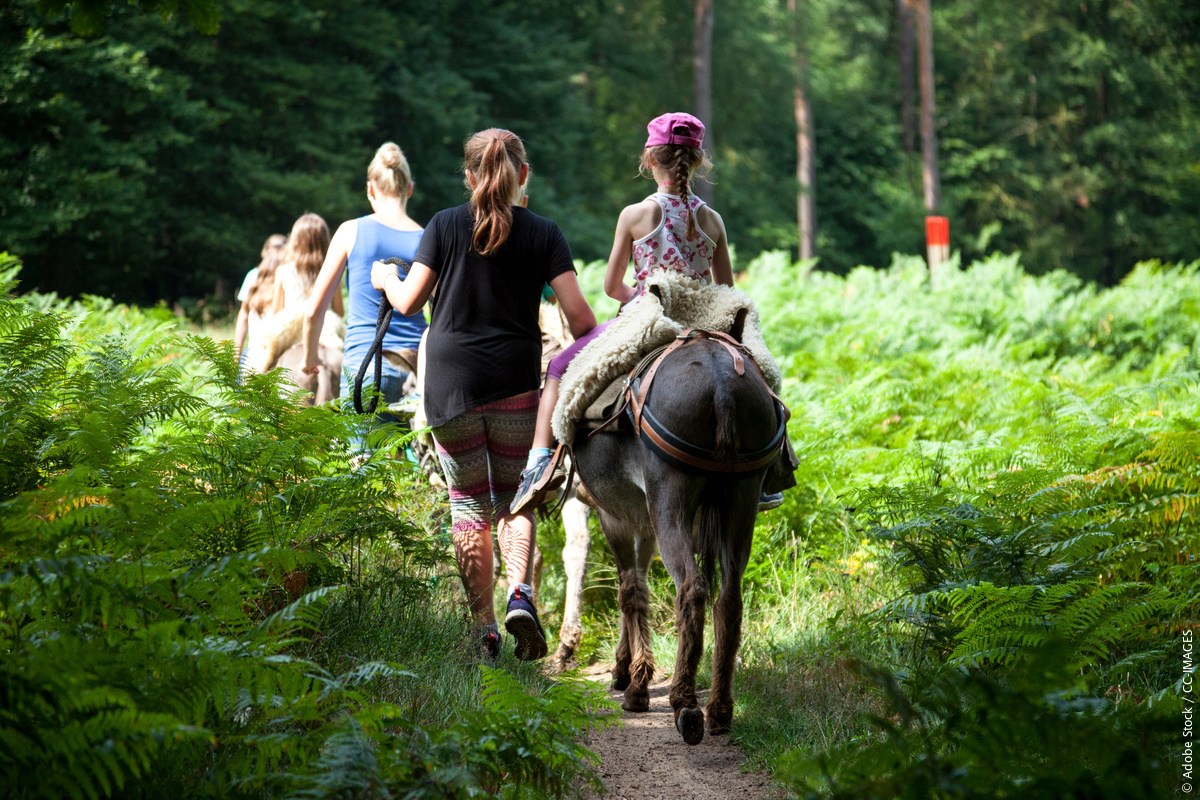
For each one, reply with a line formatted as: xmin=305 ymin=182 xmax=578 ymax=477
xmin=778 ymin=640 xmax=1178 ymax=799
xmin=34 ymin=0 xmax=221 ymax=36
xmin=728 ymin=247 xmax=1194 ymax=792
xmin=0 ymin=255 xmax=611 ymax=799
xmin=279 ymin=667 xmax=616 ymax=800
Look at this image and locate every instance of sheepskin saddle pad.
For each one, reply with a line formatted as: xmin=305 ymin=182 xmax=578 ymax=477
xmin=553 ymin=270 xmax=782 ymax=444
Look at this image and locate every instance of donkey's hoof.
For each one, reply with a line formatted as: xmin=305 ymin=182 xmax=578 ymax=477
xmin=706 ymin=705 xmax=733 ymax=735
xmin=675 ymin=706 xmax=705 ymax=745
xmin=622 ymin=690 xmax=650 ymax=712
xmin=610 ymin=674 xmax=631 ymax=692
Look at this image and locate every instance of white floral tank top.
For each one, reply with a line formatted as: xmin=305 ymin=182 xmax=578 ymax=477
xmin=630 ymin=192 xmax=716 ymax=296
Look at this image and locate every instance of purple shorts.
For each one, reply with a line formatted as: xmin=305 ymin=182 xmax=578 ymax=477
xmin=547 ymin=320 xmax=613 ymax=381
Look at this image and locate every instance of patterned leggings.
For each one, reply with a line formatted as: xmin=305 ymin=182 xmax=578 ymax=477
xmin=431 ymin=391 xmax=538 ymax=620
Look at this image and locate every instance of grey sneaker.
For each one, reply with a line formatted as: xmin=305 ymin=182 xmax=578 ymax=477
xmin=510 ymin=454 xmax=566 ymax=516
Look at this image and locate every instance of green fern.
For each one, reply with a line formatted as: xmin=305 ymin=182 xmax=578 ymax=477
xmin=0 ymin=255 xmax=610 ymax=799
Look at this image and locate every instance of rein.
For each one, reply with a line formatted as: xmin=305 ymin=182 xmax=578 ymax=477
xmin=592 ymin=329 xmax=790 ymax=476
xmin=353 ymin=257 xmax=408 ymax=414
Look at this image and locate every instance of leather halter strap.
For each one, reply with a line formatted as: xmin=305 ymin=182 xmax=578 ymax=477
xmin=593 ymin=328 xmax=790 ymax=476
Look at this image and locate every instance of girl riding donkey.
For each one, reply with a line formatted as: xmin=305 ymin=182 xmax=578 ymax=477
xmin=371 ymin=129 xmax=596 ymax=660
xmin=512 ymin=112 xmax=795 ymax=516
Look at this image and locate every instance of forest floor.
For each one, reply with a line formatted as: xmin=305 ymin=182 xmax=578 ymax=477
xmin=579 ymin=663 xmax=777 ymax=800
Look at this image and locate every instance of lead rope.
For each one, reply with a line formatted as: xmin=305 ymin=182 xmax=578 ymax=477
xmin=353 ymin=257 xmax=407 ymax=414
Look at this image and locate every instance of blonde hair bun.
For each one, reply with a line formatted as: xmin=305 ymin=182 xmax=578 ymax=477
xmin=368 ymin=142 xmax=412 ymax=197
xmin=379 ymin=143 xmax=402 ymax=168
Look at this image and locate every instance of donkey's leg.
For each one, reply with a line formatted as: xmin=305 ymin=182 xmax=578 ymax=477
xmin=611 ymin=611 xmax=632 ymax=691
xmin=601 ymin=508 xmax=634 ymax=691
xmin=624 ymin=523 xmax=657 ymax=710
xmin=554 ymin=492 xmax=591 ymax=670
xmin=706 ymin=490 xmax=757 ymax=734
xmin=649 ymin=481 xmax=708 ymax=745
xmin=599 ymin=510 xmax=654 ymax=711
xmin=600 ymin=509 xmax=633 ymax=691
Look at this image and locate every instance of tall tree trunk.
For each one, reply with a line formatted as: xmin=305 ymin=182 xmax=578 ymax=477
xmin=693 ymin=0 xmax=714 ymax=204
xmin=914 ymin=0 xmax=940 ymax=211
xmin=789 ymin=0 xmax=815 ymax=263
xmin=897 ymin=0 xmax=916 ymax=153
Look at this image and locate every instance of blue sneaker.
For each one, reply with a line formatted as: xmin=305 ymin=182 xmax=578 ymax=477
xmin=758 ymin=492 xmax=784 ymax=512
xmin=480 ymin=628 xmax=502 ymax=661
xmin=504 ymin=584 xmax=547 ymax=661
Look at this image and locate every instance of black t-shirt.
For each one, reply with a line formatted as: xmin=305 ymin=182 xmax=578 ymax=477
xmin=415 ymin=203 xmax=575 ymax=428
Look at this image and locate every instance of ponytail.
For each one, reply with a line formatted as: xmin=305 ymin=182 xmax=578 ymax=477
xmin=463 ymin=128 xmax=528 ymax=256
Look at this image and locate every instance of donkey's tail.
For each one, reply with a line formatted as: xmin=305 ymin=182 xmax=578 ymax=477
xmin=696 ymin=365 xmax=739 ymax=595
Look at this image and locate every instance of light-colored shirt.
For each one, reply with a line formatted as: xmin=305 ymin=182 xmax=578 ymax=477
xmin=237 ymin=268 xmax=258 ymax=302
xmin=631 ymin=192 xmax=716 ymax=296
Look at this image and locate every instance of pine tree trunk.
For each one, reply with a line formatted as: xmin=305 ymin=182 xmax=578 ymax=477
xmin=898 ymin=0 xmax=916 ymax=153
xmin=693 ymin=0 xmax=714 ymax=204
xmin=915 ymin=0 xmax=940 ymax=211
xmin=789 ymin=0 xmax=816 ymax=263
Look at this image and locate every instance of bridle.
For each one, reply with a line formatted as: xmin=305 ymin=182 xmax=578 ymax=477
xmin=592 ymin=329 xmax=790 ymax=476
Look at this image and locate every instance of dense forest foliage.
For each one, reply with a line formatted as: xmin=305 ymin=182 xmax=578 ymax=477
xmin=3 ymin=0 xmax=1198 ymax=304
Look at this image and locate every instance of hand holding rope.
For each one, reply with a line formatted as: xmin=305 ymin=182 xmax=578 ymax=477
xmin=353 ymin=257 xmax=409 ymax=414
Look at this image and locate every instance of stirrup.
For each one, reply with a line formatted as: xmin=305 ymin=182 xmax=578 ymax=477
xmin=512 ymin=443 xmax=570 ymax=515
xmin=543 ymin=442 xmax=577 ymax=518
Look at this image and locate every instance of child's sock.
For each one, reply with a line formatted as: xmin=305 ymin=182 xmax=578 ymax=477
xmin=508 ymin=583 xmax=534 ymax=604
xmin=525 ymin=447 xmax=551 ymax=470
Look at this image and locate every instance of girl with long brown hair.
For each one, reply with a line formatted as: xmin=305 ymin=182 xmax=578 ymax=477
xmin=234 ymin=233 xmax=287 ymax=370
xmin=274 ymin=213 xmax=338 ymax=316
xmin=371 ymin=128 xmax=597 ymax=660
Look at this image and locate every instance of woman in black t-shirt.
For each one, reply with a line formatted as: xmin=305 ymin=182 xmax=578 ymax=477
xmin=371 ymin=128 xmax=596 ymax=660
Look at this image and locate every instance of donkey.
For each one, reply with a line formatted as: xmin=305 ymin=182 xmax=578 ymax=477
xmin=570 ymin=324 xmax=784 ymax=745
xmin=552 ymin=481 xmax=594 ymax=670
xmin=275 ymin=342 xmax=343 ymax=405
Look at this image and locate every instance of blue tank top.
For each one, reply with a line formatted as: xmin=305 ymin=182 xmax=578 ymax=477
xmin=343 ymin=217 xmax=428 ymax=367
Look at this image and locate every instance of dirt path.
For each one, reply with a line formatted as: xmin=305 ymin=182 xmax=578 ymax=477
xmin=580 ymin=665 xmax=775 ymax=800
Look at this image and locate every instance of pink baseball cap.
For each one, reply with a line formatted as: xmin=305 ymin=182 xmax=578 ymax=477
xmin=645 ymin=112 xmax=705 ymax=149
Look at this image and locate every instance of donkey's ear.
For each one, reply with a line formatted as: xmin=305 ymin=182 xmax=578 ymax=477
xmin=729 ymin=307 xmax=748 ymax=343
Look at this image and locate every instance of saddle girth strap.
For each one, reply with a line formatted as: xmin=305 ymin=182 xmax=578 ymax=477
xmin=623 ymin=329 xmax=789 ymax=475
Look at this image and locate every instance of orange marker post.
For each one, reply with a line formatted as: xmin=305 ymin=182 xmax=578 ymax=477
xmin=925 ymin=216 xmax=949 ymax=270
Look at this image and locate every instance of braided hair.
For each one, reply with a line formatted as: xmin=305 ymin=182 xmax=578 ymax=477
xmin=640 ymin=144 xmax=713 ymax=239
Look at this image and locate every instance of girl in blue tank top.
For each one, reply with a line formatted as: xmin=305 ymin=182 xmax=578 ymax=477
xmin=302 ymin=142 xmax=428 ymax=402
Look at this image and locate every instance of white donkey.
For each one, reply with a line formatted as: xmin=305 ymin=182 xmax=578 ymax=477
xmin=552 ymin=479 xmax=594 ymax=669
